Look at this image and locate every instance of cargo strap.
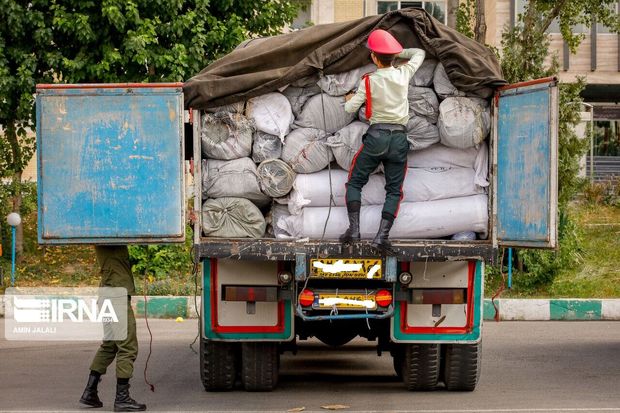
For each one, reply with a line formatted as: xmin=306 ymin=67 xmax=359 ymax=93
xmin=363 ymin=73 xmax=372 ymax=120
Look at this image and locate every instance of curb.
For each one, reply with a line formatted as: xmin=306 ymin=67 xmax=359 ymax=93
xmin=1 ymin=295 xmax=620 ymax=321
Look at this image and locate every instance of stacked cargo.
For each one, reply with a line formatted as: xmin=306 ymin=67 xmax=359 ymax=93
xmin=201 ymin=60 xmax=491 ymax=240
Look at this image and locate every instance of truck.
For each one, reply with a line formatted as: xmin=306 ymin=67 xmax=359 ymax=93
xmin=35 ymin=74 xmax=558 ymax=392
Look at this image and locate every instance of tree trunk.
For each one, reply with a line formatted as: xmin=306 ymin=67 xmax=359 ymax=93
xmin=447 ymin=0 xmax=459 ymax=29
xmin=11 ymin=170 xmax=24 ymax=257
xmin=474 ymin=0 xmax=487 ymax=44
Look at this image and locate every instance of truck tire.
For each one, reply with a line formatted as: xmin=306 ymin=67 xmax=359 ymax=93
xmin=200 ymin=337 xmax=238 ymax=391
xmin=241 ymin=342 xmax=279 ymax=392
xmin=401 ymin=344 xmax=440 ymax=391
xmin=443 ymin=341 xmax=482 ymax=391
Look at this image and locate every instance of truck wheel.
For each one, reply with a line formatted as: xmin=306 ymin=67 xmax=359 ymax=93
xmin=241 ymin=342 xmax=279 ymax=392
xmin=401 ymin=344 xmax=440 ymax=391
xmin=200 ymin=337 xmax=238 ymax=391
xmin=443 ymin=342 xmax=482 ymax=391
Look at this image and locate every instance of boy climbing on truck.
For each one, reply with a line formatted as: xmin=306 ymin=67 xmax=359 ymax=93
xmin=340 ymin=29 xmax=426 ymax=250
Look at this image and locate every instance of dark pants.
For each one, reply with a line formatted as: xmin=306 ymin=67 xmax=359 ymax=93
xmin=346 ymin=126 xmax=408 ymax=219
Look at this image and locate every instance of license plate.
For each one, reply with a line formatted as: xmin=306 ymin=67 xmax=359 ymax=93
xmin=310 ymin=258 xmax=382 ymax=279
xmin=314 ymin=293 xmax=377 ymax=310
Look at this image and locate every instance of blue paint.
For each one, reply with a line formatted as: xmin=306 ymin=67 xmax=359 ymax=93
xmin=497 ymin=87 xmax=552 ymax=243
xmin=295 ymin=253 xmax=307 ymax=281
xmin=385 ymin=256 xmax=397 ymax=282
xmin=11 ymin=226 xmax=16 ymax=286
xmin=36 ymin=86 xmax=184 ymax=243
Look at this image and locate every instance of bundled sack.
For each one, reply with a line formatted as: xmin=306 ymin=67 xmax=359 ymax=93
xmin=294 ymin=94 xmax=356 ymax=134
xmin=252 ymin=131 xmax=282 ymax=163
xmin=411 ymin=58 xmax=438 ymax=87
xmin=317 ymin=63 xmax=377 ymax=96
xmin=257 ymin=159 xmax=296 ymax=198
xmin=407 ymin=116 xmax=440 ymax=150
xmin=281 ymin=128 xmax=333 ymax=173
xmin=433 ymin=63 xmax=467 ymax=100
xmin=407 ymin=141 xmax=489 ymax=187
xmin=202 ymin=158 xmax=270 ymax=206
xmin=201 ymin=112 xmax=253 ymax=160
xmin=438 ymin=97 xmax=491 ymax=150
xmin=202 ymin=197 xmax=266 ymax=238
xmin=267 ymin=204 xmax=293 ymax=239
xmin=285 ymin=168 xmax=484 ymax=215
xmin=282 ymin=84 xmax=321 ymax=117
xmin=408 ymin=86 xmax=439 ymax=123
xmin=277 ymin=194 xmax=489 ymax=240
xmin=326 ymin=121 xmax=369 ymax=170
xmin=246 ymin=92 xmax=293 ymax=140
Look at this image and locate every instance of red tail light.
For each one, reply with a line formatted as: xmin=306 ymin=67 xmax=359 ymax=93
xmin=375 ymin=289 xmax=393 ymax=307
xmin=298 ymin=289 xmax=315 ymax=307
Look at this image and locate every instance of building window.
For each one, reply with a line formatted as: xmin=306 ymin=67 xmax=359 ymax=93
xmin=377 ymin=1 xmax=447 ymax=24
xmin=594 ymin=120 xmax=620 ymax=157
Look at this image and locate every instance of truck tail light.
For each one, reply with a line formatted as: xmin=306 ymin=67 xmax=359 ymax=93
xmin=411 ymin=289 xmax=466 ymax=305
xmin=375 ymin=289 xmax=393 ymax=307
xmin=298 ymin=289 xmax=315 ymax=307
xmin=222 ymin=285 xmax=278 ymax=302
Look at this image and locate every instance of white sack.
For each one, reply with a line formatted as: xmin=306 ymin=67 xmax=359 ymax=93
xmin=281 ymin=128 xmax=333 ymax=173
xmin=282 ymin=84 xmax=321 ymax=117
xmin=408 ymin=86 xmax=439 ymax=123
xmin=407 ymin=116 xmax=440 ymax=150
xmin=407 ymin=142 xmax=489 ymax=188
xmin=433 ymin=63 xmax=467 ymax=100
xmin=201 ymin=112 xmax=253 ymax=160
xmin=285 ymin=168 xmax=484 ymax=215
xmin=252 ymin=131 xmax=282 ymax=163
xmin=202 ymin=158 xmax=270 ymax=206
xmin=438 ymin=97 xmax=491 ymax=150
xmin=202 ymin=197 xmax=266 ymax=238
xmin=294 ymin=94 xmax=356 ymax=133
xmin=257 ymin=159 xmax=296 ymax=198
xmin=411 ymin=58 xmax=438 ymax=87
xmin=358 ymin=105 xmax=370 ymax=123
xmin=268 ymin=204 xmax=293 ymax=239
xmin=277 ymin=194 xmax=489 ymax=240
xmin=246 ymin=92 xmax=293 ymax=140
xmin=326 ymin=121 xmax=369 ymax=170
xmin=317 ymin=63 xmax=377 ymax=96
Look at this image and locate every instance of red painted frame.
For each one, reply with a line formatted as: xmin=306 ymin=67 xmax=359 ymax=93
xmin=36 ymin=83 xmax=183 ymax=89
xmin=209 ymin=259 xmax=286 ymax=334
xmin=399 ymin=260 xmax=476 ymax=335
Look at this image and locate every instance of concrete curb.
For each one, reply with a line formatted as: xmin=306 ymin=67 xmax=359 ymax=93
xmin=2 ymin=295 xmax=620 ymax=320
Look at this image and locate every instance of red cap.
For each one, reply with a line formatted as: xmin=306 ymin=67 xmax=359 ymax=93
xmin=367 ymin=29 xmax=403 ymax=55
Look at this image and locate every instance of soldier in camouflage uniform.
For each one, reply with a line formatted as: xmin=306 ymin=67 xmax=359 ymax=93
xmin=79 ymin=246 xmax=146 ymax=412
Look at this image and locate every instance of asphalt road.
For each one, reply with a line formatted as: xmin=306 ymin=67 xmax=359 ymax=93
xmin=0 ymin=319 xmax=619 ymax=412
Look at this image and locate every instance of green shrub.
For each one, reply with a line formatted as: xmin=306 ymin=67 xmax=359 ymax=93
xmin=128 ymin=226 xmax=193 ymax=279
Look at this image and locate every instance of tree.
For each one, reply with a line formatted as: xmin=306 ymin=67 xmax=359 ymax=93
xmin=0 ymin=0 xmax=302 ymax=256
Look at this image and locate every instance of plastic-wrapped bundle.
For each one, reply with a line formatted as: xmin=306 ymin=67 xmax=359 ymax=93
xmin=326 ymin=121 xmax=369 ymax=171
xmin=284 ymin=168 xmax=484 ymax=215
xmin=317 ymin=63 xmax=376 ymax=96
xmin=438 ymin=97 xmax=491 ymax=149
xmin=201 ymin=112 xmax=253 ymax=160
xmin=267 ymin=204 xmax=293 ymax=239
xmin=407 ymin=142 xmax=489 ymax=188
xmin=202 ymin=158 xmax=270 ymax=206
xmin=294 ymin=94 xmax=356 ymax=133
xmin=411 ymin=58 xmax=438 ymax=87
xmin=407 ymin=116 xmax=440 ymax=150
xmin=277 ymin=194 xmax=489 ymax=240
xmin=202 ymin=197 xmax=266 ymax=238
xmin=281 ymin=128 xmax=333 ymax=173
xmin=252 ymin=131 xmax=282 ymax=163
xmin=433 ymin=63 xmax=467 ymax=100
xmin=246 ymin=92 xmax=293 ymax=140
xmin=282 ymin=84 xmax=321 ymax=117
xmin=257 ymin=159 xmax=296 ymax=198
xmin=408 ymin=86 xmax=439 ymax=124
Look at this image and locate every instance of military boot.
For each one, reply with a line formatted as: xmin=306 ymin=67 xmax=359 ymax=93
xmin=79 ymin=372 xmax=103 ymax=408
xmin=114 ymin=382 xmax=146 ymax=412
xmin=339 ymin=211 xmax=361 ymax=244
xmin=371 ymin=218 xmax=394 ymax=251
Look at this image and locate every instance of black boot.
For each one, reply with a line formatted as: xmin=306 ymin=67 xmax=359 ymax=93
xmin=114 ymin=382 xmax=146 ymax=412
xmin=79 ymin=372 xmax=103 ymax=408
xmin=371 ymin=218 xmax=394 ymax=251
xmin=339 ymin=212 xmax=361 ymax=244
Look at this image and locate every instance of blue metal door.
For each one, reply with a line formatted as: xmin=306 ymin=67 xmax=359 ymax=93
xmin=36 ymin=83 xmax=185 ymax=244
xmin=493 ymin=78 xmax=559 ymax=248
